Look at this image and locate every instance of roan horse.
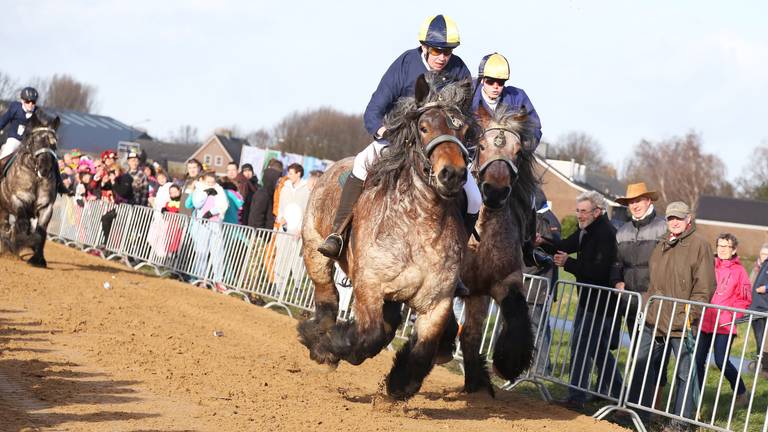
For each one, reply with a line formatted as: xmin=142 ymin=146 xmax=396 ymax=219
xmin=299 ymin=74 xmax=473 ymax=400
xmin=0 ymin=112 xmax=60 ymax=267
xmin=456 ymin=105 xmax=538 ymax=396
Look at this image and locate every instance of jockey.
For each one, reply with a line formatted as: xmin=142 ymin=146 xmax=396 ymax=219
xmin=0 ymin=87 xmax=67 ymax=193
xmin=318 ymin=14 xmax=482 ymax=259
xmin=471 ymin=53 xmax=542 ymax=148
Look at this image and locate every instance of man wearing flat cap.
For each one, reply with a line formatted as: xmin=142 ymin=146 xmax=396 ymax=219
xmin=610 ymin=183 xmax=667 ymax=333
xmin=628 ymin=201 xmax=716 ymax=430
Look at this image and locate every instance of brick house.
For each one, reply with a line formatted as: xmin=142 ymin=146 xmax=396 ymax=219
xmin=187 ymin=130 xmax=250 ymax=176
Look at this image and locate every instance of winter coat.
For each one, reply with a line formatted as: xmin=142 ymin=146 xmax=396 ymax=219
xmin=700 ymin=256 xmax=752 ymax=335
xmin=128 ymin=168 xmax=149 ymax=206
xmin=645 ymin=223 xmax=716 ymax=337
xmin=277 ymin=179 xmax=310 ymax=235
xmin=247 ymin=168 xmax=281 ymax=229
xmin=610 ymin=208 xmax=667 ymax=293
xmin=236 ymin=174 xmax=258 ymax=224
xmin=223 ymin=189 xmax=244 ymax=225
xmin=749 ymin=260 xmax=768 ymax=312
xmin=186 ymin=181 xmax=228 ymax=221
xmin=363 ymin=47 xmax=471 ymax=136
xmin=470 ymin=84 xmax=542 ymax=144
xmin=542 ymin=213 xmax=617 ymax=315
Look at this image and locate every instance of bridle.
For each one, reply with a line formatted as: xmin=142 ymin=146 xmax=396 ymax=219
xmin=412 ymin=102 xmax=471 ymax=183
xmin=22 ymin=126 xmax=59 ymax=178
xmin=473 ymin=126 xmax=520 ymax=182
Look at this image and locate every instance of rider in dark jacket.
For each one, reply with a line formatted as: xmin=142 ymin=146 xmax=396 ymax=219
xmin=319 ymin=14 xmax=480 ymax=259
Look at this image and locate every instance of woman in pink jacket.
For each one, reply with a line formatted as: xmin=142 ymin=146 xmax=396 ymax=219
xmin=695 ymin=233 xmax=752 ymax=402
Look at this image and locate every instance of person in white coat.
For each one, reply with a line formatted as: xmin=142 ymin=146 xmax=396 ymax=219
xmin=274 ymin=163 xmax=310 ymax=293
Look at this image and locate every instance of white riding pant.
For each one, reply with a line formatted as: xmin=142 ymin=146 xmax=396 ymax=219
xmin=352 ymin=140 xmax=482 ymax=215
xmin=0 ymin=137 xmax=22 ymax=159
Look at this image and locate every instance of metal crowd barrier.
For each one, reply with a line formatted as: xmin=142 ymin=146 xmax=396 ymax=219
xmin=46 ymin=196 xmax=768 ymax=432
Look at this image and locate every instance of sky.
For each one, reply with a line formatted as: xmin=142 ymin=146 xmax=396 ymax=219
xmin=3 ymin=0 xmax=766 ymax=180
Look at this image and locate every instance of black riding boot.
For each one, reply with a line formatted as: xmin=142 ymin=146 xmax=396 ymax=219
xmin=453 ymin=212 xmax=479 ymax=298
xmin=0 ymin=155 xmax=10 ymax=179
xmin=317 ymin=174 xmax=364 ymax=259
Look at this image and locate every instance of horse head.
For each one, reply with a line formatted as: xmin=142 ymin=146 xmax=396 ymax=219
xmin=473 ymin=105 xmax=530 ymax=209
xmin=20 ymin=112 xmax=60 ymax=178
xmin=412 ymin=74 xmax=471 ymax=198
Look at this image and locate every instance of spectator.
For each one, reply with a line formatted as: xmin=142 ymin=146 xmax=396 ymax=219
xmin=748 ymin=243 xmax=768 ymax=377
xmin=628 ymin=201 xmax=716 ymax=430
xmin=186 ymin=171 xmax=227 ymax=221
xmin=611 ymin=183 xmax=667 ymax=334
xmin=239 ymin=163 xmax=260 ymax=224
xmin=186 ymin=171 xmax=228 ymax=286
xmin=163 ymin=184 xmax=182 ymax=213
xmin=248 ymin=158 xmax=283 ymax=229
xmin=144 ymin=164 xmax=158 ymax=205
xmin=152 ymin=171 xmax=172 ymax=211
xmin=219 ymin=179 xmax=244 ymax=225
xmin=101 ymin=150 xmax=117 ymax=170
xmin=126 ymin=151 xmax=148 ymax=206
xmin=541 ymin=190 xmax=621 ymax=409
xmin=750 ymin=244 xmax=768 ymax=285
xmin=74 ymin=169 xmax=97 ymax=206
xmin=179 ymin=159 xmax=202 ymax=217
xmin=276 ymin=163 xmax=310 ymax=235
xmin=695 ymin=233 xmax=751 ymax=406
xmin=226 ymin=161 xmax=257 ymax=224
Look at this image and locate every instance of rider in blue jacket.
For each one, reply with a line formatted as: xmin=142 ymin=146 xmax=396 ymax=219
xmin=318 ymin=14 xmax=482 ymax=259
xmin=0 ymin=87 xmax=67 ymax=193
xmin=471 ymin=53 xmax=542 ymax=148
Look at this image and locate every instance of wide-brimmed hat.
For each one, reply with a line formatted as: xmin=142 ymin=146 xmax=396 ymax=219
xmin=616 ymin=182 xmax=659 ymax=205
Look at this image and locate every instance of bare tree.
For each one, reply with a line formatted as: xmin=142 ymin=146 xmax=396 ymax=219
xmin=246 ymin=128 xmax=272 ymax=148
xmin=40 ymin=74 xmax=98 ymax=113
xmin=736 ymin=141 xmax=768 ymax=201
xmin=166 ymin=125 xmax=200 ymax=146
xmin=0 ymin=70 xmax=18 ymax=102
xmin=549 ymin=131 xmax=614 ymax=174
xmin=623 ymin=131 xmax=733 ymax=210
xmin=274 ymin=107 xmax=369 ymax=160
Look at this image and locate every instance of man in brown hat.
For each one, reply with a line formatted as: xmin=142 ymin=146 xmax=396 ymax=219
xmin=610 ymin=182 xmax=667 ymax=333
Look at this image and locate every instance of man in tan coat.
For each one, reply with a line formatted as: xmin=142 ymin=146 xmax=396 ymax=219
xmin=628 ymin=201 xmax=716 ymax=431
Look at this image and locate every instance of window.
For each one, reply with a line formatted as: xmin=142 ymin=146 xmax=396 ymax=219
xmin=203 ymin=154 xmax=212 ymax=165
xmin=214 ymin=156 xmax=223 ymax=166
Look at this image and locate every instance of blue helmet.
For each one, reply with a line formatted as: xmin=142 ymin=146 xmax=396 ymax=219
xmin=418 ymin=15 xmax=460 ymax=49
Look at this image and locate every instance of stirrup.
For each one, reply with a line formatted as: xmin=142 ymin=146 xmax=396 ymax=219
xmin=318 ymin=233 xmax=344 ymax=258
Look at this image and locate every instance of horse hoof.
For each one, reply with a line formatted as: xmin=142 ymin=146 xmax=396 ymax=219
xmin=28 ymin=257 xmax=47 ymax=268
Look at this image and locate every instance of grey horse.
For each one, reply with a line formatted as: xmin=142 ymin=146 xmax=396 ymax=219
xmin=0 ymin=112 xmax=60 ymax=267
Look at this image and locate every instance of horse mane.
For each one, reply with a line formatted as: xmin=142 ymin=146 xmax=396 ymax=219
xmin=366 ymin=73 xmax=476 ymax=197
xmin=486 ymin=105 xmax=539 ymax=228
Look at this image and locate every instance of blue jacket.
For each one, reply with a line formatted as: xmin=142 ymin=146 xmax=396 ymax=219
xmin=0 ymin=101 xmax=35 ymax=141
xmin=471 ymin=84 xmax=542 ymax=145
xmin=363 ymin=47 xmax=471 ymax=136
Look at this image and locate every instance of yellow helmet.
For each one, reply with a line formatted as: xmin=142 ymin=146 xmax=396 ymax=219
xmin=478 ymin=53 xmax=510 ymax=80
xmin=418 ymin=15 xmax=460 ymax=48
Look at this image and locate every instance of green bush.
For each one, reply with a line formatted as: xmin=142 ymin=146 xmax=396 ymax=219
xmin=561 ymin=215 xmax=578 ymax=239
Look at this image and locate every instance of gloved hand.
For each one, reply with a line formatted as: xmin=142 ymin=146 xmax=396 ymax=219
xmin=205 ymin=188 xmax=217 ymax=196
xmin=160 ymin=207 xmax=168 ymax=214
xmin=202 ymin=211 xmax=213 ymax=219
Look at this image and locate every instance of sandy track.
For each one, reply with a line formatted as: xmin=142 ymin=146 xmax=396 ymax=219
xmin=0 ymin=242 xmax=628 ymax=431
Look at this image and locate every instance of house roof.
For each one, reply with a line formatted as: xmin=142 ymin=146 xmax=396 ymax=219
xmin=133 ymin=138 xmax=195 ymax=164
xmin=535 ymin=156 xmax=626 ymax=205
xmin=696 ymin=195 xmax=768 ymax=228
xmin=215 ymin=134 xmax=249 ymax=164
xmin=42 ymin=107 xmax=151 ymax=154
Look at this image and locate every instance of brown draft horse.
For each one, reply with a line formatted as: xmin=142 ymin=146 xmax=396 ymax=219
xmin=299 ymin=74 xmax=473 ymax=400
xmin=456 ymin=105 xmax=538 ymax=396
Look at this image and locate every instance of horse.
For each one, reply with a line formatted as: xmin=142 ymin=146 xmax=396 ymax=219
xmin=298 ymin=73 xmax=474 ymax=400
xmin=0 ymin=112 xmax=60 ymax=267
xmin=456 ymin=105 xmax=539 ymax=396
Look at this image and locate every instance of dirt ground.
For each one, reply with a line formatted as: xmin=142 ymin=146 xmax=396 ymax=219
xmin=0 ymin=242 xmax=629 ymax=431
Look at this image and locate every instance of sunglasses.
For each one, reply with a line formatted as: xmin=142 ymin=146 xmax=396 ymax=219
xmin=23 ymin=99 xmax=36 ymax=104
xmin=427 ymin=46 xmax=453 ymax=57
xmin=484 ymin=77 xmax=507 ymax=87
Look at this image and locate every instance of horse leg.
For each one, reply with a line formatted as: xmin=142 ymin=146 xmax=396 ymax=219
xmin=490 ymin=273 xmax=534 ymax=383
xmin=0 ymin=206 xmax=9 ymax=253
xmin=459 ymin=294 xmax=495 ymax=396
xmin=434 ymin=303 xmax=458 ymax=364
xmin=28 ymin=203 xmax=53 ymax=268
xmin=297 ymin=248 xmax=340 ymax=364
xmin=321 ymin=299 xmax=402 ymax=366
xmin=386 ymin=297 xmax=452 ymax=400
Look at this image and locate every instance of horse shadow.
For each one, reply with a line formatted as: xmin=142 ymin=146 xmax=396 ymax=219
xmin=0 ymin=314 xmax=160 ymax=431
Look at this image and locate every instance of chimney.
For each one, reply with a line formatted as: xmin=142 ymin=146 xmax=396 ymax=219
xmin=214 ymin=128 xmax=232 ymax=139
